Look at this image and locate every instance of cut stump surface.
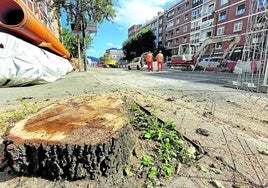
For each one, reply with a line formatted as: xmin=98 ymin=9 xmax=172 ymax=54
xmin=4 ymin=96 xmax=133 ymax=180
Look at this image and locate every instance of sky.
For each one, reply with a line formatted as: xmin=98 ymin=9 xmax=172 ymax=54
xmin=86 ymin=0 xmax=178 ymax=58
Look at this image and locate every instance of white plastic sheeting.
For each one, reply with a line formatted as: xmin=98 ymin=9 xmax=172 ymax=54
xmin=0 ymin=32 xmax=73 ymax=87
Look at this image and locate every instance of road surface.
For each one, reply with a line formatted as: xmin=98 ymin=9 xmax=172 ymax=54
xmin=0 ymin=68 xmax=267 ymax=188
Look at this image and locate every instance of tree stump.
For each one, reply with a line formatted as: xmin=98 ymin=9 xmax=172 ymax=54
xmin=3 ymin=96 xmax=134 ymax=180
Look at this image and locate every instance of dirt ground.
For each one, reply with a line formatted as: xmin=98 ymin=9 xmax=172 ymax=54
xmin=0 ymin=69 xmax=268 ymax=188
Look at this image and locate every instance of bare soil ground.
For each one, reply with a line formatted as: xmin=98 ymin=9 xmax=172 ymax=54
xmin=0 ymin=69 xmax=267 ymax=188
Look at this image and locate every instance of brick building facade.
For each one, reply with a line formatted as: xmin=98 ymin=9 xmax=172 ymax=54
xmin=128 ymin=0 xmax=266 ymax=58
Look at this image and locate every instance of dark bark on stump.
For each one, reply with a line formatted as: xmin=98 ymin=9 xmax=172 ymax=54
xmin=4 ymin=125 xmax=133 ymax=180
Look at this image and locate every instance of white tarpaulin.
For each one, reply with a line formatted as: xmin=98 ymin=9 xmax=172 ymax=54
xmin=0 ymin=32 xmax=73 ymax=87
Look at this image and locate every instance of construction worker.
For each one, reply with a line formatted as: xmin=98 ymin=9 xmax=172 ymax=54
xmin=145 ymin=51 xmax=153 ymax=72
xmin=156 ymin=50 xmax=164 ymax=71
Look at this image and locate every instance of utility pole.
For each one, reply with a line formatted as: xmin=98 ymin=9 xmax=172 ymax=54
xmin=77 ymin=33 xmax=83 ymax=72
xmin=82 ymin=21 xmax=87 ymax=71
xmin=68 ymin=0 xmax=97 ymax=71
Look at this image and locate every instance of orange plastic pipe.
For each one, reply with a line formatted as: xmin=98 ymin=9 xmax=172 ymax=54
xmin=0 ymin=0 xmax=71 ymax=59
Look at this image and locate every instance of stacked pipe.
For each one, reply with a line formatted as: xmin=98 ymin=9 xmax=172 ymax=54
xmin=0 ymin=0 xmax=71 ymax=59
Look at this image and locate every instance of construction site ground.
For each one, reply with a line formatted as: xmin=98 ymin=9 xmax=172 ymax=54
xmin=0 ymin=67 xmax=267 ymax=188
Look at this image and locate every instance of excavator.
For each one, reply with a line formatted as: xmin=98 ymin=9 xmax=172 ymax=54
xmin=169 ymin=34 xmax=241 ymax=70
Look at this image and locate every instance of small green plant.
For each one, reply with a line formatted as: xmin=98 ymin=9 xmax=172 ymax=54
xmin=142 ymin=155 xmax=154 ymax=166
xmin=0 ymin=99 xmax=38 ymax=132
xmin=124 ymin=167 xmax=132 ymax=176
xmin=128 ymin=103 xmax=200 ymax=187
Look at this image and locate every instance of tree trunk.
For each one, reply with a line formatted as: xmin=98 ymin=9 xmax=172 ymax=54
xmin=3 ymin=96 xmax=134 ymax=180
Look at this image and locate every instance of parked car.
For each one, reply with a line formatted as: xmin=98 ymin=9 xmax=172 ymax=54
xmin=128 ymin=52 xmax=160 ymax=71
xmin=197 ymin=57 xmax=222 ymax=71
xmin=117 ymin=59 xmax=128 ymax=68
xmin=128 ymin=57 xmax=144 ymax=70
xmin=127 ymin=55 xmax=147 ymax=70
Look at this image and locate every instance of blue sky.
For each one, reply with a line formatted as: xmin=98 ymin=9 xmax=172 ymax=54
xmin=86 ymin=0 xmax=178 ymax=58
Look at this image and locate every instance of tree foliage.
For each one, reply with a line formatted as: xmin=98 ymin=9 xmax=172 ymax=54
xmin=61 ymin=27 xmax=92 ymax=58
xmin=36 ymin=0 xmax=116 ymax=25
xmin=34 ymin=0 xmax=116 ymax=56
xmin=122 ymin=28 xmax=156 ymax=61
xmin=62 ymin=0 xmax=116 ymax=26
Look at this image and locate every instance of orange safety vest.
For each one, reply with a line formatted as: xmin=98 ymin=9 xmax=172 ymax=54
xmin=156 ymin=53 xmax=164 ymax=62
xmin=146 ymin=53 xmax=153 ymax=62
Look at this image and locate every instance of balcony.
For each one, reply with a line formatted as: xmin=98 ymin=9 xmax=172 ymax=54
xmin=190 ymin=26 xmax=201 ymax=32
xmin=190 ymin=39 xmax=200 ymax=43
xmin=192 ymin=13 xmax=202 ymax=20
xmin=201 ymin=22 xmax=213 ymax=29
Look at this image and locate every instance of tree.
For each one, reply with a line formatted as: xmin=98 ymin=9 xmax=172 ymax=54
xmin=61 ymin=27 xmax=92 ymax=58
xmin=62 ymin=0 xmax=116 ymax=26
xmin=35 ymin=0 xmax=116 ymax=27
xmin=35 ymin=0 xmax=116 ymax=54
xmin=122 ymin=28 xmax=156 ymax=61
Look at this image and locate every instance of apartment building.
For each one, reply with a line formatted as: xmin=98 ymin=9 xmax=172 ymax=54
xmin=129 ymin=12 xmax=164 ymax=48
xmin=128 ymin=0 xmax=266 ymax=58
xmin=22 ymin=0 xmax=59 ymax=37
xmin=106 ymin=48 xmax=124 ymax=61
xmin=128 ymin=24 xmax=141 ymax=38
xmin=163 ymin=1 xmax=193 ymax=55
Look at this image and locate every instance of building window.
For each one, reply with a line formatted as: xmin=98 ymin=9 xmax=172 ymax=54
xmin=184 ymin=14 xmax=189 ymax=21
xmin=236 ymin=4 xmax=245 ymax=15
xmin=217 ymin=26 xmax=224 ymax=35
xmin=258 ymin=0 xmax=268 ymax=7
xmin=219 ymin=11 xmax=227 ymax=21
xmin=215 ymin=42 xmax=222 ymax=49
xmin=176 ymin=17 xmax=180 ymax=24
xmin=176 ymin=28 xmax=180 ymax=34
xmin=183 ymin=36 xmax=187 ymax=43
xmin=208 ymin=4 xmax=215 ymax=13
xmin=167 ymin=21 xmax=174 ymax=29
xmin=178 ymin=6 xmax=181 ymax=12
xmin=185 ymin=2 xmax=190 ymax=9
xmin=220 ymin=0 xmax=228 ymax=5
xmin=233 ymin=21 xmax=243 ymax=32
xmin=167 ymin=10 xmax=175 ymax=19
xmin=192 ymin=7 xmax=202 ymax=19
xmin=183 ymin=25 xmax=188 ymax=32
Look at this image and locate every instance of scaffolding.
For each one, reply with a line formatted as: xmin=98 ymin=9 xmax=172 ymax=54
xmin=235 ymin=0 xmax=268 ymax=92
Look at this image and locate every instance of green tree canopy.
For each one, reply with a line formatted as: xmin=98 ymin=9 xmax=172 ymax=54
xmin=35 ymin=0 xmax=116 ymax=59
xmin=35 ymin=0 xmax=116 ymax=25
xmin=123 ymin=28 xmax=156 ymax=61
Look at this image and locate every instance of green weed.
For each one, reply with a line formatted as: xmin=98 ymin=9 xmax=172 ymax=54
xmin=127 ymin=103 xmax=199 ymax=187
xmin=0 ymin=99 xmax=38 ymax=132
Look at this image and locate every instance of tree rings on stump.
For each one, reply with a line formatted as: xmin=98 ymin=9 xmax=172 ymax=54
xmin=4 ymin=96 xmax=134 ymax=180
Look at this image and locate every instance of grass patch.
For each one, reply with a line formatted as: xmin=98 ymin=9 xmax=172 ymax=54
xmin=0 ymin=99 xmax=38 ymax=133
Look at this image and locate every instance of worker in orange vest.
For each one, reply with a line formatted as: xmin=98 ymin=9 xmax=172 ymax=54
xmin=156 ymin=50 xmax=164 ymax=71
xmin=145 ymin=51 xmax=153 ymax=72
